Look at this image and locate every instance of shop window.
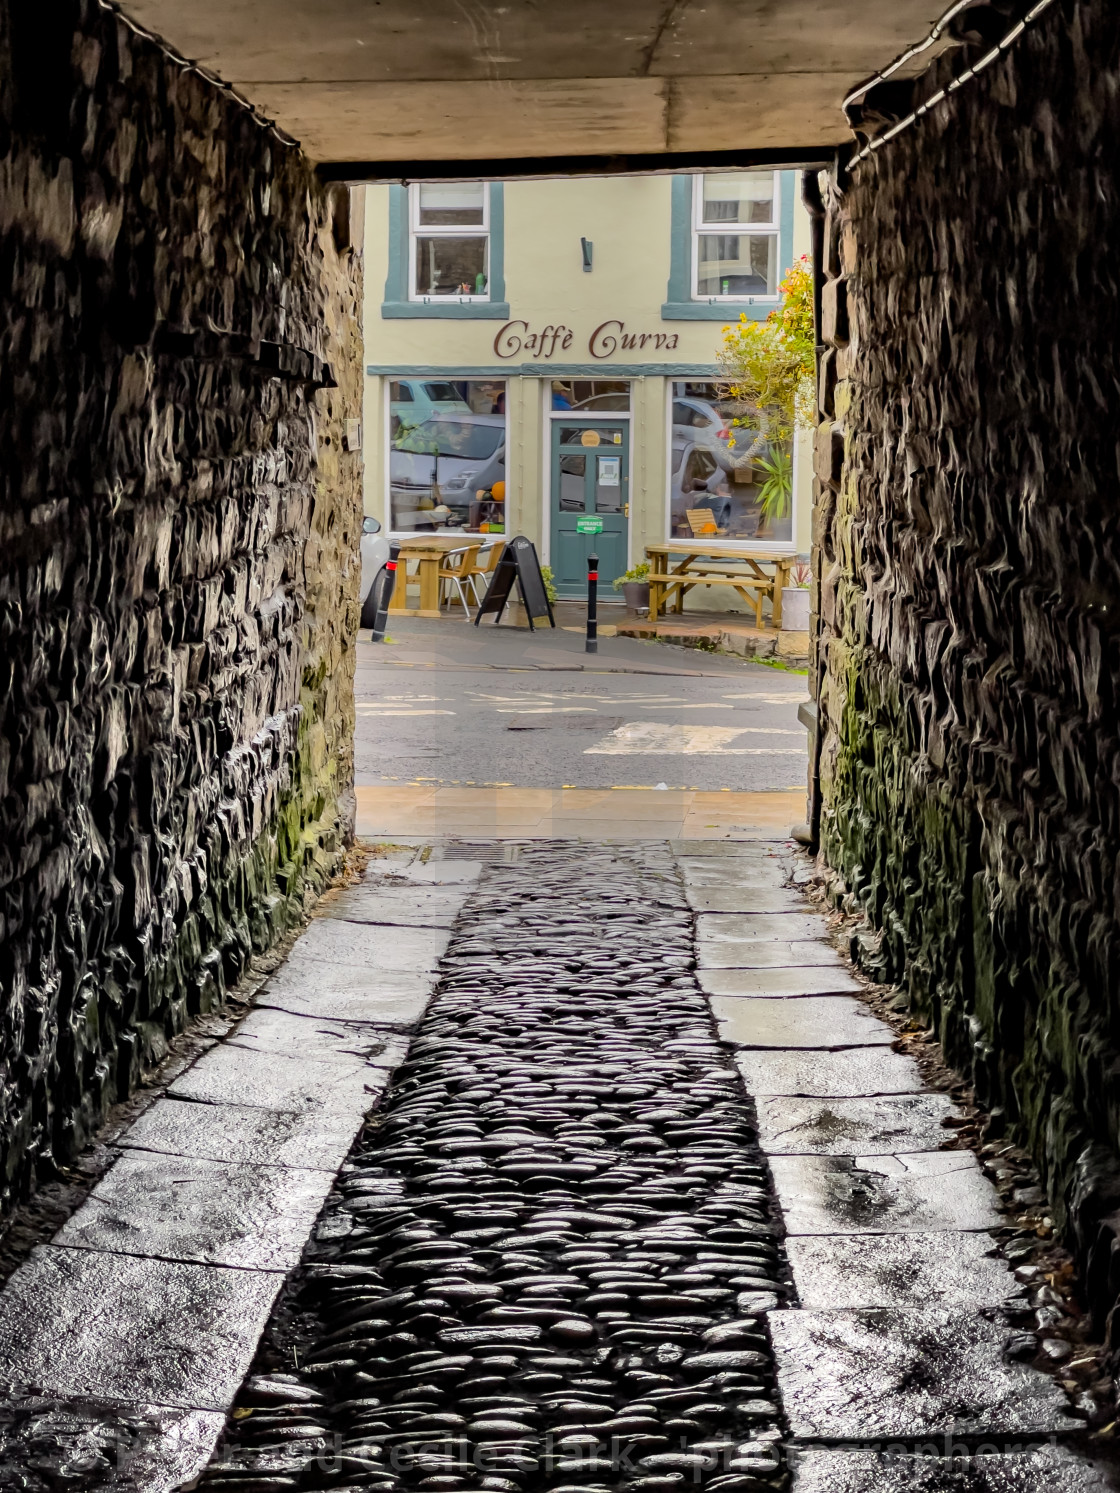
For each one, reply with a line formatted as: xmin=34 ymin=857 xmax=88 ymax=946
xmin=669 ymin=380 xmax=792 ymax=545
xmin=548 ymin=380 xmax=630 ymax=413
xmin=694 ymin=173 xmax=780 ymax=299
xmin=410 ymin=183 xmax=489 ymax=300
xmin=388 ymin=378 xmax=507 ymax=536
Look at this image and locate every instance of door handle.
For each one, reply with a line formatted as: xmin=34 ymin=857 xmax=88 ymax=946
xmin=623 ymin=504 xmax=630 ymax=517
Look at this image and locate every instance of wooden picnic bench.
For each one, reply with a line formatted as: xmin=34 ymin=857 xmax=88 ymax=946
xmin=645 ymin=542 xmax=792 ymax=628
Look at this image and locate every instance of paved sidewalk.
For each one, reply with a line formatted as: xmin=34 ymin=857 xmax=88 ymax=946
xmin=0 ymin=840 xmax=1112 ymax=1491
xmin=0 ymin=853 xmax=479 ymax=1491
xmin=196 ymin=843 xmax=1108 ymax=1493
xmin=355 ymin=787 xmax=806 ymax=841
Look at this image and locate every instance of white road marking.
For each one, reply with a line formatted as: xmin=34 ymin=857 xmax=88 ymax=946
xmin=356 ymin=706 xmax=457 ymax=716
xmin=495 ymin=707 xmax=600 ymax=714
xmin=721 ymin=692 xmax=808 ymax=702
xmin=585 ymin=723 xmax=808 ymax=755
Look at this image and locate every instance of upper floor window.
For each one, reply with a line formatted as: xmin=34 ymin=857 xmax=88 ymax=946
xmin=409 ymin=182 xmax=490 ymax=301
xmin=693 ymin=172 xmax=780 ymax=300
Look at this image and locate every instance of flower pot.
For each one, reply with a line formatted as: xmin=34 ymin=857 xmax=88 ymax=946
xmin=621 ymin=581 xmax=650 ymax=614
xmin=780 ymin=585 xmax=810 ymax=631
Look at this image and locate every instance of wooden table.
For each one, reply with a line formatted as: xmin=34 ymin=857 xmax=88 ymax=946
xmin=645 ymin=543 xmax=792 ymax=627
xmin=388 ymin=534 xmax=476 ymax=617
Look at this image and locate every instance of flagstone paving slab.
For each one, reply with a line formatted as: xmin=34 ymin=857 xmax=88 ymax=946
xmin=701 ymin=937 xmax=848 ymax=968
xmin=770 ymin=1307 xmax=1077 ymax=1440
xmin=686 ymin=884 xmax=808 ymax=914
xmin=228 ymin=1006 xmax=395 ymax=1064
xmin=317 ymin=884 xmax=468 ymax=927
xmin=120 ymin=1096 xmax=361 ymax=1171
xmin=0 ymin=1397 xmax=225 ymax=1493
xmin=256 ymin=978 xmax=434 ymax=1027
xmin=676 ymin=859 xmax=794 ymax=888
xmin=696 ymin=911 xmax=831 ymax=943
xmin=790 ymin=1445 xmax=1112 ymax=1492
xmin=168 ymin=1045 xmax=389 ymax=1116
xmin=372 ymin=858 xmax=485 ymax=884
xmin=770 ymin=1152 xmax=1002 ymax=1235
xmin=698 ymin=958 xmax=863 ymax=992
xmin=674 ymin=848 xmax=800 ymax=859
xmin=712 ymin=994 xmax=895 ymax=1048
xmin=283 ymin=918 xmax=450 ymax=971
xmin=736 ymin=1046 xmax=922 ymax=1097
xmin=55 ymin=1153 xmax=334 ymax=1271
xmin=0 ymin=1247 xmax=280 ymax=1410
xmin=755 ymin=1093 xmax=959 ymax=1155
xmin=785 ymin=1231 xmax=1017 ymax=1309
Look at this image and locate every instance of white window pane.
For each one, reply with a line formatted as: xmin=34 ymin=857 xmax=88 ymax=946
xmin=414 ymin=236 xmax=488 ymax=297
xmin=701 ymin=173 xmax=775 ymax=226
xmin=696 ymin=233 xmax=777 ymax=296
xmin=418 ymin=182 xmax=485 ymax=226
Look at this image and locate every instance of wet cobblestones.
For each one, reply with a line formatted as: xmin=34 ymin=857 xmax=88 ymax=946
xmin=198 ymin=843 xmax=791 ymax=1493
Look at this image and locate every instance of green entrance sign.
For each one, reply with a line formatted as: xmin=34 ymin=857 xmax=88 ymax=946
xmin=576 ymin=515 xmax=604 ymax=534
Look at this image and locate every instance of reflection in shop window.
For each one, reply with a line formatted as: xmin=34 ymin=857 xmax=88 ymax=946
xmin=388 ymin=379 xmax=507 ymax=534
xmin=410 ymin=183 xmax=489 ymax=299
xmin=693 ymin=173 xmax=779 ymax=299
xmin=548 ymin=380 xmax=630 ymax=412
xmin=669 ymin=381 xmax=791 ymax=545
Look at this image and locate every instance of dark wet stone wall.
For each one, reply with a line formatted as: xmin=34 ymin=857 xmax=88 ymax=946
xmin=0 ymin=2 xmax=363 ymax=1204
xmin=814 ymin=0 xmax=1120 ymax=1339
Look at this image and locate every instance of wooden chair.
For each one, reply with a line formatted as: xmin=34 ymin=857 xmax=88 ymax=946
xmin=467 ymin=540 xmax=506 ymax=604
xmin=438 ymin=544 xmax=482 ymax=618
xmin=686 ymin=508 xmax=726 ymax=537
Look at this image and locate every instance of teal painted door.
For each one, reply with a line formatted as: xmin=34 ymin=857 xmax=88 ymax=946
xmin=550 ymin=421 xmax=629 ymax=598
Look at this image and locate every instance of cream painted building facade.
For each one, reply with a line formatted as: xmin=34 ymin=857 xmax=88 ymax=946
xmin=362 ymin=172 xmax=812 ymax=601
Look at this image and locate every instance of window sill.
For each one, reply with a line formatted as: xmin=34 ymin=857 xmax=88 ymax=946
xmin=382 ymin=301 xmax=511 ymax=321
xmin=661 ymin=300 xmax=776 ymax=322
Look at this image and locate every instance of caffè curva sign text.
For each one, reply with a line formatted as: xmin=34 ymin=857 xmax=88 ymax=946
xmin=494 ymin=320 xmax=680 ymax=361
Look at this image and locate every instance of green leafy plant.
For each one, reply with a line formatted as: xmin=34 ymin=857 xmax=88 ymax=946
xmin=612 ymin=562 xmax=650 ymax=590
xmin=755 ymin=448 xmax=793 ymax=522
xmin=716 ymin=256 xmax=816 ymax=485
xmin=540 ymin=565 xmax=558 ymax=604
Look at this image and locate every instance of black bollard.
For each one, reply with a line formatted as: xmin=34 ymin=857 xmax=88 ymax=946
xmin=586 ymin=551 xmax=598 ymax=654
xmin=369 ymin=542 xmax=400 ymax=643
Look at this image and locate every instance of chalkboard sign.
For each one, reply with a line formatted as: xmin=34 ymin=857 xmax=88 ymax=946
xmin=474 ymin=535 xmax=556 ymax=631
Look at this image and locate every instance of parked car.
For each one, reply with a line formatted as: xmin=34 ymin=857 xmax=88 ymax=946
xmin=670 ymin=439 xmax=734 ymax=532
xmin=571 ymin=391 xmax=631 ymax=412
xmin=389 ymin=413 xmax=506 ymax=527
xmin=672 ymin=395 xmax=757 ymax=473
xmin=359 ymin=514 xmax=393 ymax=628
xmin=390 ymin=378 xmax=471 ymax=434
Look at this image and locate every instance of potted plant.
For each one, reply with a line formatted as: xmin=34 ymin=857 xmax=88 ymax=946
xmin=754 ymin=447 xmax=792 ymax=539
xmin=613 ymin=562 xmax=650 ymax=613
xmin=781 ymin=557 xmax=811 ymax=632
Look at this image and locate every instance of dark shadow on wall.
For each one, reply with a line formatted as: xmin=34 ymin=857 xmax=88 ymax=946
xmin=0 ymin=0 xmax=363 ymax=1207
xmin=812 ymin=0 xmax=1120 ymax=1349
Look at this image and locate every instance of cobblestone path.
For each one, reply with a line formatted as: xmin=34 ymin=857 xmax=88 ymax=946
xmin=200 ymin=843 xmax=790 ymax=1492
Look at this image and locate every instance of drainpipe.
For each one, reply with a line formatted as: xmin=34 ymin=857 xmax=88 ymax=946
xmin=800 ymin=167 xmax=827 ymax=853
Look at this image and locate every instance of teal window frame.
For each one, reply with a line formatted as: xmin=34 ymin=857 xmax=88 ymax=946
xmin=382 ymin=182 xmax=509 ymax=320
xmin=661 ymin=171 xmax=796 ymax=322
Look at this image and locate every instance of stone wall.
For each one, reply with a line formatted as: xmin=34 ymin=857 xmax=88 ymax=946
xmin=814 ymin=0 xmax=1120 ymax=1339
xmin=0 ymin=2 xmax=362 ymax=1205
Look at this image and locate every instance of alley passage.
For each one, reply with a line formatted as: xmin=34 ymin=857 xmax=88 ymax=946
xmin=202 ymin=843 xmax=789 ymax=1491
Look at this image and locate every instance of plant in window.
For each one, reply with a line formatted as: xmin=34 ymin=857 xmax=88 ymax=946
xmin=716 ymin=256 xmax=815 ymax=500
xmin=755 ymin=448 xmax=793 ymax=523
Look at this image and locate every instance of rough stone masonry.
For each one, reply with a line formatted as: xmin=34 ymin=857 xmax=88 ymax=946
xmin=0 ymin=2 xmax=363 ymax=1208
xmin=811 ymin=0 xmax=1120 ymax=1346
